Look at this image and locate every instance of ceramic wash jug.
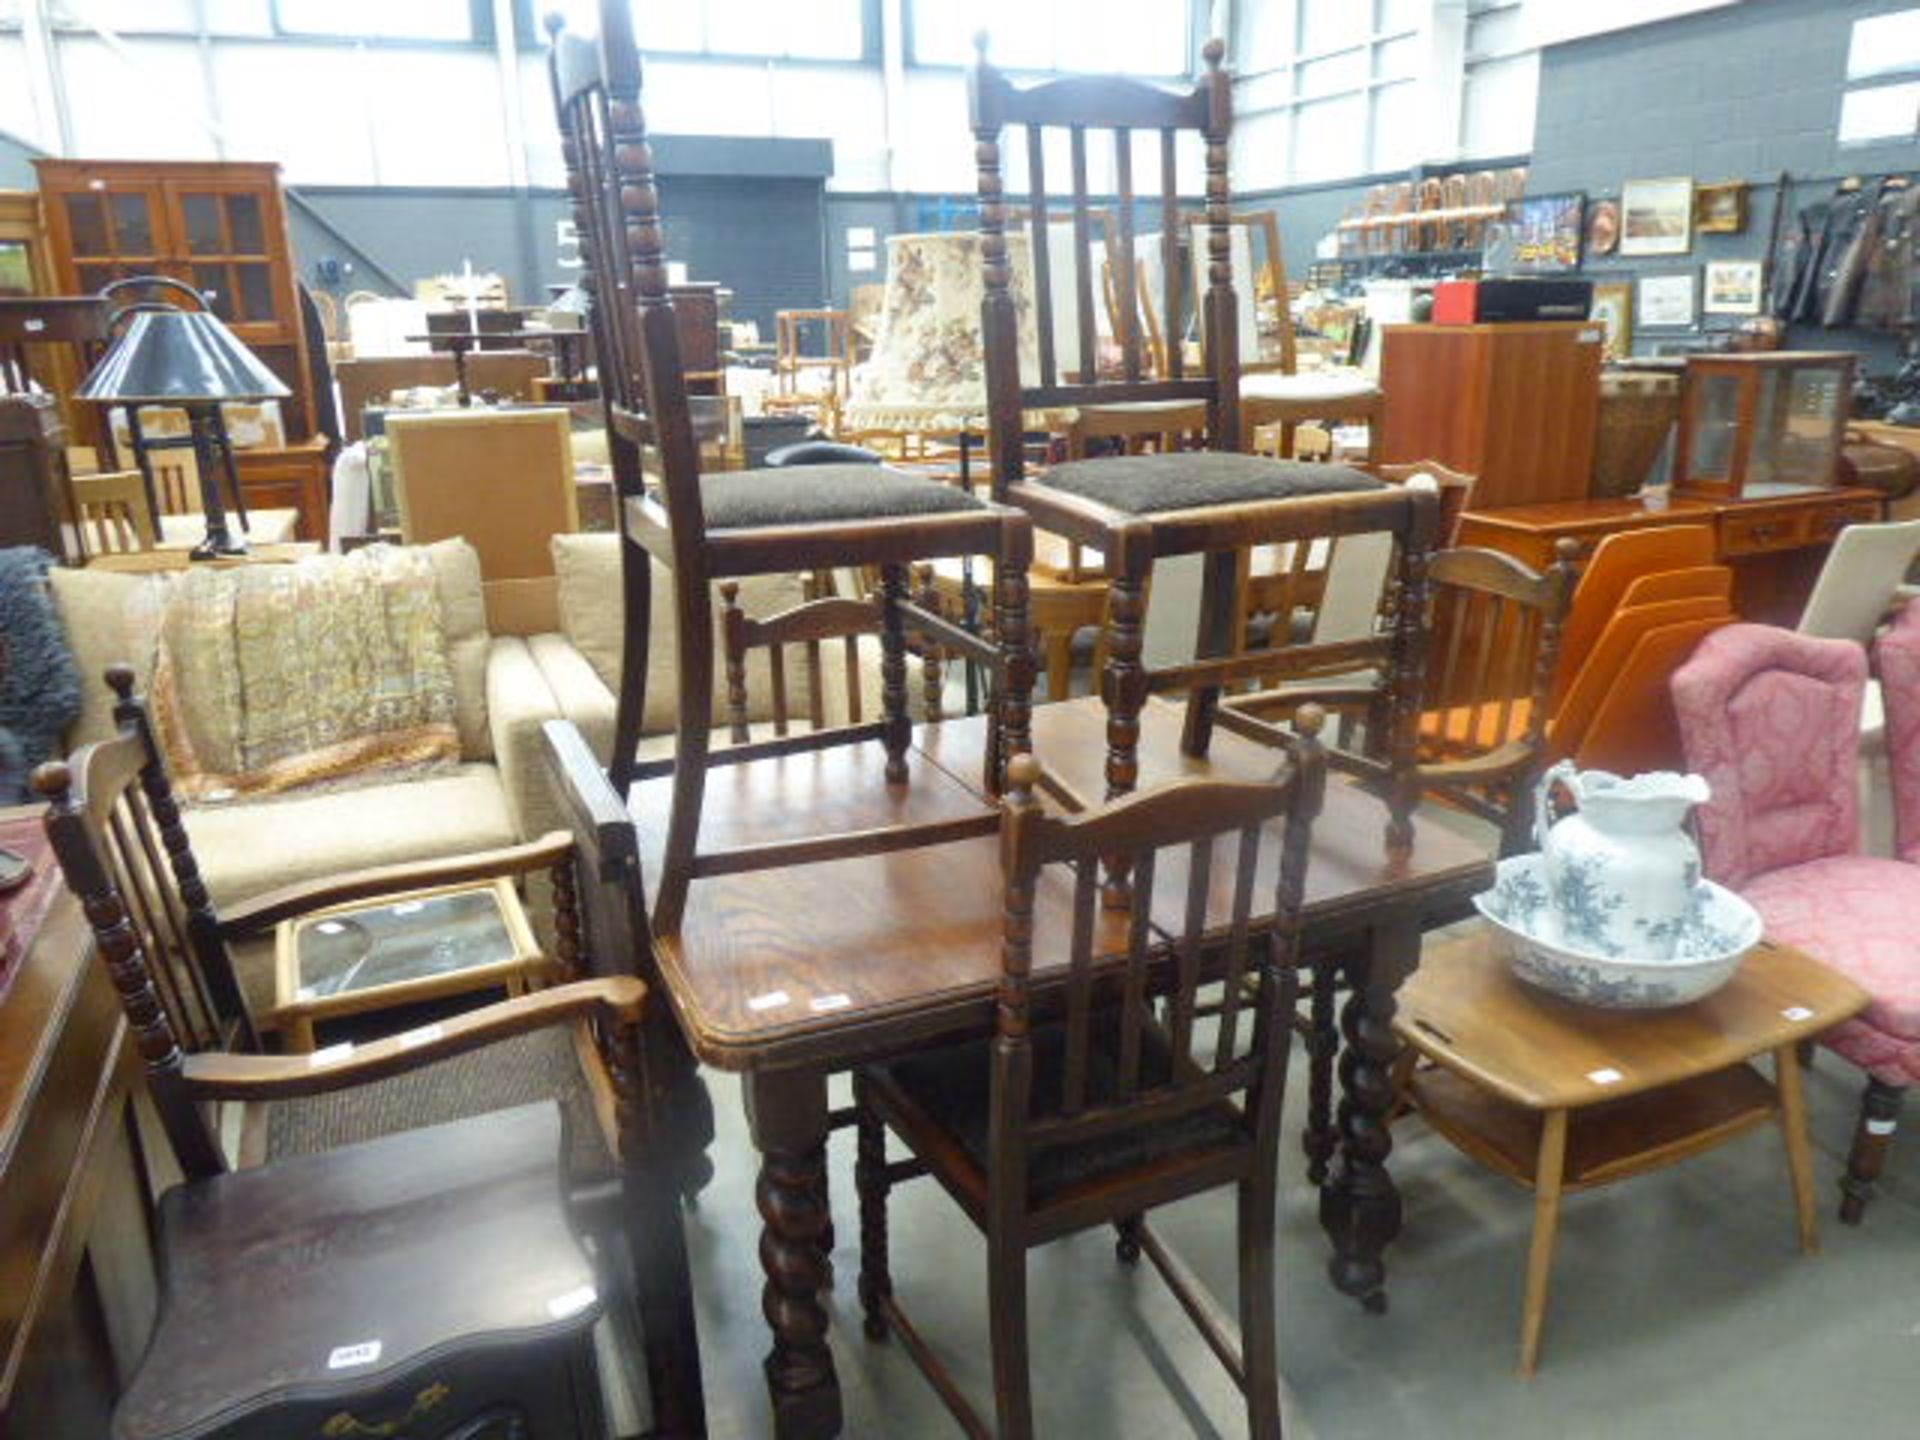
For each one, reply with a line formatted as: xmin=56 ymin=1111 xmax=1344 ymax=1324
xmin=1532 ymin=760 xmax=1711 ymax=958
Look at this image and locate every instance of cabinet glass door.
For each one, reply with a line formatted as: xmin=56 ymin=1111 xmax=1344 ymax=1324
xmin=171 ymin=189 xmax=279 ymax=326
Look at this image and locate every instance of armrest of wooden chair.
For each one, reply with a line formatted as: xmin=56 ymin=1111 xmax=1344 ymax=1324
xmin=217 ymin=831 xmax=574 ymax=940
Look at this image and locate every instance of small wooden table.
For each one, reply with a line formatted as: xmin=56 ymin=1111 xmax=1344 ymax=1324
xmin=1395 ymin=929 xmax=1869 ymax=1375
xmin=273 ymin=878 xmax=543 ymax=1051
xmin=638 ymin=695 xmax=1496 ymax=1437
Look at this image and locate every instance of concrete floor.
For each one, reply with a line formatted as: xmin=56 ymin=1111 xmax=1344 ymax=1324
xmin=674 ymin=1045 xmax=1920 ymax=1439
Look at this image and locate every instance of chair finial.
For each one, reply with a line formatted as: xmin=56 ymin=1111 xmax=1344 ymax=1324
xmin=542 ymin=8 xmax=564 ymax=38
xmin=1007 ymin=752 xmax=1041 ymax=795
xmin=105 ymin=663 xmax=136 ymax=702
xmin=1202 ymin=37 xmax=1226 ymax=70
xmin=1294 ymin=702 xmax=1327 ymax=739
xmin=31 ymin=759 xmax=71 ymax=800
xmin=973 ymin=29 xmax=990 ymax=61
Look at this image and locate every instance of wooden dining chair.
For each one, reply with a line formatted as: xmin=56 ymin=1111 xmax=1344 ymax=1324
xmin=71 ymin=467 xmax=158 ymax=553
xmin=33 ymin=694 xmax=706 ymax=1439
xmin=853 ymin=716 xmax=1324 ymax=1439
xmin=970 ymin=35 xmax=1435 ymax=895
xmin=1552 ymin=524 xmax=1718 ymax=706
xmin=551 ymin=3 xmax=1034 ymax=935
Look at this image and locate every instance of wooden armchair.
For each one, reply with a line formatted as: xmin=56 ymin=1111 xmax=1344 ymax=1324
xmin=71 ymin=468 xmax=157 ymax=554
xmin=33 ymin=667 xmax=707 ymax=1437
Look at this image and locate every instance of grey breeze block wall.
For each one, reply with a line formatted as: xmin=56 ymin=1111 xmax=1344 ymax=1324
xmin=1529 ymin=0 xmax=1920 ymax=362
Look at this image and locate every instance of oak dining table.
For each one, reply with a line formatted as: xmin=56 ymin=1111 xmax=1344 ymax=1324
xmin=631 ymin=695 xmax=1494 ymax=1439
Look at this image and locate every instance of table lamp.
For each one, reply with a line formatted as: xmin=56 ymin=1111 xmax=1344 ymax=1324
xmin=77 ymin=278 xmax=290 ymax=559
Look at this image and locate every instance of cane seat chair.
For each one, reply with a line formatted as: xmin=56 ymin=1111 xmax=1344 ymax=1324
xmin=971 ymin=36 xmax=1435 ymax=890
xmin=33 ymin=701 xmax=706 ymax=1439
xmin=854 ymin=716 xmax=1324 ymax=1439
xmin=550 ymin=3 xmax=1035 ymax=934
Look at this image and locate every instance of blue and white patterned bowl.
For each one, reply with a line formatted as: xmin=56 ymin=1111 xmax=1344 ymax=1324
xmin=1473 ymin=854 xmax=1762 ymax=1009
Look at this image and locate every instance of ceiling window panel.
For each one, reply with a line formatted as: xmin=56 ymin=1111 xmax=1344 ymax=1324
xmin=274 ymin=0 xmax=476 ymax=41
xmin=1291 ymin=92 xmax=1366 ymax=183
xmin=1369 ymin=78 xmax=1422 ymax=172
xmin=1298 ymin=0 xmax=1367 ymax=56
xmin=915 ymin=0 xmax=1188 ymax=75
xmin=1462 ymin=50 xmax=1538 ymax=157
xmin=1376 ymin=0 xmax=1422 ymax=35
xmin=1298 ymin=47 xmax=1367 ymax=98
xmin=1373 ymin=33 xmax=1420 ymax=82
xmin=53 ymin=0 xmax=200 ymax=30
xmin=782 ymin=0 xmax=865 ymax=61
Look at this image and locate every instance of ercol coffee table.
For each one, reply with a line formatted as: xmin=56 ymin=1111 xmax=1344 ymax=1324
xmin=1395 ymin=928 xmax=1868 ymax=1375
xmin=631 ymin=694 xmax=1493 ymax=1439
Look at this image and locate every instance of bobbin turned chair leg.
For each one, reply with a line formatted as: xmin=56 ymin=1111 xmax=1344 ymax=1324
xmin=1840 ymin=1076 xmax=1905 ymax=1224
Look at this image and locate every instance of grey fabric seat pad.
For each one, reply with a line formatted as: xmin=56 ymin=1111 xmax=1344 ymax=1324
xmin=1035 ymin=452 xmax=1382 ymax=515
xmin=700 ymin=463 xmax=986 ymax=529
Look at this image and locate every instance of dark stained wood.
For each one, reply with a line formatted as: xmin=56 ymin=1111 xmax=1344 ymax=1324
xmin=851 ymin=723 xmax=1321 ymax=1437
xmin=549 ymin=0 xmax=1035 ymax=938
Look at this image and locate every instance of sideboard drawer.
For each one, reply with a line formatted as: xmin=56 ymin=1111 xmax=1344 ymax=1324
xmin=1807 ymin=498 xmax=1885 ymax=543
xmin=1720 ymin=508 xmax=1808 ymax=556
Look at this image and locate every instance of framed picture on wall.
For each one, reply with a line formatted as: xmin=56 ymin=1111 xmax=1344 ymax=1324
xmin=1694 ymin=182 xmax=1749 ymax=234
xmin=1703 ymin=259 xmax=1765 ymax=314
xmin=1636 ymin=270 xmax=1699 ymax=328
xmin=1620 ymin=177 xmax=1694 ymax=256
xmin=1505 ymin=191 xmax=1586 ymax=272
xmin=1586 ymin=199 xmax=1621 ymax=256
xmin=1591 ymin=280 xmax=1634 ymax=359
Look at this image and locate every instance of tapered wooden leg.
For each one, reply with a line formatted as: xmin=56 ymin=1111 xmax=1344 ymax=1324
xmin=609 ymin=535 xmax=652 ymax=797
xmin=1045 ymin=629 xmax=1073 ymax=702
xmin=1773 ymin=1043 xmax=1819 ymax=1254
xmin=1180 ymin=549 xmax=1240 ymax=760
xmin=1114 ymin=1214 xmax=1144 ymax=1264
xmin=654 ymin=572 xmax=715 ymax=938
xmin=854 ymin=1077 xmax=892 ymax=1341
xmin=1840 ymin=1076 xmax=1905 ymax=1225
xmin=1238 ymin=1175 xmax=1282 ymax=1440
xmin=744 ymin=1071 xmax=841 ymax=1440
xmin=1101 ymin=567 xmax=1149 ymax=907
xmin=1519 ymin=1108 xmax=1568 ymax=1377
xmin=879 ymin=562 xmax=911 ymax=784
xmin=1320 ymin=916 xmax=1418 ymax=1312
xmin=987 ymin=1233 xmax=1034 ymax=1439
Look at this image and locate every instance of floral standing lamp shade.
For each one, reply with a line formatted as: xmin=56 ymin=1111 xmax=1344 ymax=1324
xmin=844 ymin=230 xmax=1047 ymax=434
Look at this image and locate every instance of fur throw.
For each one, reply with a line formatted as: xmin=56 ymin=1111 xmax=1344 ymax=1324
xmin=0 ymin=548 xmax=83 ymax=803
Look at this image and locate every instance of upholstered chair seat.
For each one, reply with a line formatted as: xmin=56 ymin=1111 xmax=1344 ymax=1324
xmin=697 ymin=463 xmax=984 ymax=529
xmin=1031 ymin=454 xmax=1382 ymax=516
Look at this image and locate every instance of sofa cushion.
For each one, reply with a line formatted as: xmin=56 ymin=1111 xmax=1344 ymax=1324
xmin=186 ymin=762 xmax=516 ymax=914
xmin=550 ymin=533 xmax=812 ymax=734
xmin=423 ymin=538 xmax=492 ymax=761
xmin=49 ymin=565 xmax=166 ymax=746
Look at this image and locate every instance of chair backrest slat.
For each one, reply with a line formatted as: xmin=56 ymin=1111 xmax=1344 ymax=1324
xmin=990 ymin=724 xmax=1323 ymax=1195
xmin=1026 ymin=127 xmax=1057 ymax=389
xmin=973 ymin=37 xmax=1234 ymax=498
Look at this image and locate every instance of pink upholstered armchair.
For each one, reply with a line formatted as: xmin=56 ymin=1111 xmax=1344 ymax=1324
xmin=1672 ymin=623 xmax=1920 ymax=1223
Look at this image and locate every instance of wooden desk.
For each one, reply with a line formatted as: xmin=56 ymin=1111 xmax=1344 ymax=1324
xmin=637 ymin=696 xmax=1494 ymax=1437
xmin=1396 ymin=930 xmax=1867 ymax=1374
xmin=0 ymin=812 xmax=156 ymax=1435
xmin=1458 ymin=487 xmax=1886 ymax=624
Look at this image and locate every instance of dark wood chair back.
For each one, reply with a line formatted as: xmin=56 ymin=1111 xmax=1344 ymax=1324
xmin=991 ymin=717 xmax=1323 ymax=1192
xmin=548 ymin=2 xmax=709 ymax=554
xmin=971 ymin=35 xmax=1239 ymax=499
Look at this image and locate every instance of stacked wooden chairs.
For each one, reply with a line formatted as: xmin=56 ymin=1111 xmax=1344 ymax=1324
xmin=970 ymin=35 xmax=1436 ymax=897
xmin=33 ymin=672 xmax=705 ymax=1438
xmin=550 ymin=2 xmax=1035 ymax=935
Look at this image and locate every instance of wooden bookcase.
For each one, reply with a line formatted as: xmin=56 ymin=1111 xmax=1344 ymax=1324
xmin=33 ymin=159 xmax=331 ymax=539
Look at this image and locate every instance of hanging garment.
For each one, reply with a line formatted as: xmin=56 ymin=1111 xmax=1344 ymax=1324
xmin=1857 ymin=182 xmax=1920 ymax=330
xmin=1771 ymin=197 xmax=1827 ymax=322
xmin=1817 ymin=182 xmax=1882 ymax=327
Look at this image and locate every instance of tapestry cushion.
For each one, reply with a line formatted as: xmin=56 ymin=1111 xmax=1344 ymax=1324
xmin=868 ymin=1021 xmax=1244 ymax=1205
xmin=150 ymin=545 xmax=461 ymax=800
xmin=423 ymin=538 xmax=493 ymax=762
xmin=549 ymin=533 xmax=819 ymax=736
xmin=48 ymin=565 xmax=166 ymax=747
xmin=700 ymin=464 xmax=984 ymax=529
xmin=1035 ymin=452 xmax=1382 ymax=515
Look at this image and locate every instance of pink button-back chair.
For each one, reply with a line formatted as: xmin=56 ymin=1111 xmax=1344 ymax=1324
xmin=1672 ymin=623 xmax=1920 ymax=1223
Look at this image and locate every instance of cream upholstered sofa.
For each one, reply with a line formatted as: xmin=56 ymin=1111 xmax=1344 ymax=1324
xmin=50 ymin=532 xmax=867 ymax=914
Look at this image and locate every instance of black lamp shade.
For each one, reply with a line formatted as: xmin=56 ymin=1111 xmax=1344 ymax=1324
xmin=77 ymin=308 xmax=291 ymax=404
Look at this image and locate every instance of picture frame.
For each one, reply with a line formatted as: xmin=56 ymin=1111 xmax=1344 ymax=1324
xmin=1620 ymin=177 xmax=1694 ymax=256
xmin=1703 ymin=259 xmax=1765 ymax=314
xmin=1586 ymin=199 xmax=1621 ymax=257
xmin=1504 ymin=191 xmax=1586 ymax=272
xmin=1636 ymin=270 xmax=1699 ymax=329
xmin=1694 ymin=182 xmax=1749 ymax=235
xmin=1590 ymin=280 xmax=1634 ymax=360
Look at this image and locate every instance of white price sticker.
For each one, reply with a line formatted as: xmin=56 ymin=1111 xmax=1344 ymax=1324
xmin=309 ymin=1041 xmax=354 ymax=1068
xmin=809 ymin=994 xmax=851 ymax=1013
xmin=747 ymin=990 xmax=792 ymax=1013
xmin=1586 ymin=1067 xmax=1624 ymax=1086
xmin=1867 ymin=1118 xmax=1898 ymax=1136
xmin=327 ymin=1340 xmax=382 ymax=1369
xmin=1782 ymin=1006 xmax=1814 ymax=1022
xmin=399 ymin=1023 xmax=443 ymax=1049
xmin=317 ymin=921 xmax=346 ymax=936
xmin=391 ymin=900 xmax=425 ymax=916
